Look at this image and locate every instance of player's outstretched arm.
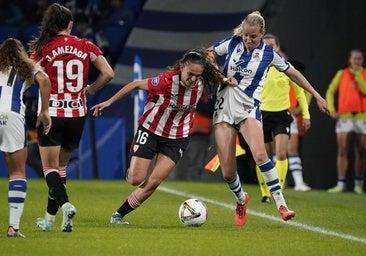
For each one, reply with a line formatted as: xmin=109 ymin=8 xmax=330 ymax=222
xmin=91 ymin=79 xmax=148 ymax=116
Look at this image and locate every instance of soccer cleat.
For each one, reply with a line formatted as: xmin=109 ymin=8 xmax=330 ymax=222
xmin=279 ymin=205 xmax=295 ymax=221
xmin=261 ymin=196 xmax=271 ymax=203
xmin=354 ymin=185 xmax=364 ymax=195
xmin=61 ymin=203 xmax=76 ymax=232
xmin=36 ymin=217 xmax=54 ymax=231
xmin=294 ymin=183 xmax=311 ymax=192
xmin=235 ymin=192 xmax=250 ymax=226
xmin=327 ymin=185 xmax=345 ymax=193
xmin=7 ymin=226 xmax=25 ymax=238
xmin=110 ymin=212 xmax=129 ymax=225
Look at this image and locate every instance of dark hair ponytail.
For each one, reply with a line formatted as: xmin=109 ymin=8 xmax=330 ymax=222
xmin=29 ymin=3 xmax=73 ymax=57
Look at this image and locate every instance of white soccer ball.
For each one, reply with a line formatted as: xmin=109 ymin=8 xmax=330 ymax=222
xmin=178 ymin=198 xmax=208 ymax=226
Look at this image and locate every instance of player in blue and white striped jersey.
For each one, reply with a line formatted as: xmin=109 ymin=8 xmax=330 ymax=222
xmin=208 ymin=11 xmax=329 ymax=226
xmin=0 ymin=38 xmax=51 ymax=237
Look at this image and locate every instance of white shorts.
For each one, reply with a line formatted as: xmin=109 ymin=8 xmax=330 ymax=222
xmin=290 ymin=114 xmax=298 ymax=134
xmin=0 ymin=112 xmax=26 ymax=153
xmin=335 ymin=118 xmax=366 ymax=134
xmin=212 ymin=86 xmax=261 ymax=126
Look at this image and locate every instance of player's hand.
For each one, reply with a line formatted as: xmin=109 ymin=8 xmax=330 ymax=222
xmin=90 ymin=101 xmax=110 ymax=116
xmin=330 ymin=112 xmax=339 ymax=119
xmin=290 ymin=106 xmax=301 ymax=116
xmin=223 ymin=77 xmax=238 ymax=87
xmin=302 ymin=118 xmax=311 ymax=132
xmin=36 ymin=111 xmax=52 ymax=135
xmin=85 ymin=85 xmax=95 ymax=96
xmin=316 ymin=97 xmax=330 ymax=115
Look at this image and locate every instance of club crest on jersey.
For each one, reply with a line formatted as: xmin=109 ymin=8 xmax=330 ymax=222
xmin=151 ymin=77 xmax=159 ymax=86
xmin=253 ymin=52 xmax=260 ymax=59
xmin=133 ymin=145 xmax=139 ymax=152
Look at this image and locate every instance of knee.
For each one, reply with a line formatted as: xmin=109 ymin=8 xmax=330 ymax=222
xmin=222 ymin=172 xmax=236 ymax=181
xmin=337 ymin=148 xmax=348 ymax=157
xmin=252 ymin=151 xmax=268 ymax=164
xmin=276 ymin=151 xmax=287 ymax=161
xmin=127 ymin=172 xmax=145 ymax=186
xmin=127 ymin=178 xmax=144 ymax=186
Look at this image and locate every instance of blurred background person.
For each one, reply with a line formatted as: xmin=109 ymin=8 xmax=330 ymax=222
xmin=326 ymin=49 xmax=366 ymax=194
xmin=23 ymin=87 xmax=44 ymax=177
xmin=255 ymin=34 xmax=311 ymax=203
xmin=287 ymin=84 xmax=312 ymax=191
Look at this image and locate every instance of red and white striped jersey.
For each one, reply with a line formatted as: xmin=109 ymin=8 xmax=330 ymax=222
xmin=139 ymin=70 xmax=204 ymax=139
xmin=31 ymin=35 xmax=103 ymax=117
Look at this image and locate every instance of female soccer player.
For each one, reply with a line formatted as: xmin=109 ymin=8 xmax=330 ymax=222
xmin=208 ymin=11 xmax=329 ymax=226
xmin=91 ymin=48 xmax=231 ymax=224
xmin=29 ymin=3 xmax=114 ymax=232
xmin=0 ymin=38 xmax=51 ymax=237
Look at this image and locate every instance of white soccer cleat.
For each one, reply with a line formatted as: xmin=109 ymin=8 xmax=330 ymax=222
xmin=110 ymin=212 xmax=129 ymax=224
xmin=36 ymin=217 xmax=54 ymax=231
xmin=61 ymin=202 xmax=76 ymax=232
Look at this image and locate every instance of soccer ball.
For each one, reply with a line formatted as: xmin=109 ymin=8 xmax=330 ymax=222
xmin=178 ymin=198 xmax=208 ymax=226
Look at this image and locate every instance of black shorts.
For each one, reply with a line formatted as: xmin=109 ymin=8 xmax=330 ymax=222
xmin=262 ymin=110 xmax=293 ymax=143
xmin=130 ymin=125 xmax=189 ymax=164
xmin=38 ymin=116 xmax=86 ymax=150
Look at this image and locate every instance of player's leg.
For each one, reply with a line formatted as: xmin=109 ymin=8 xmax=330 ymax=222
xmin=329 ymin=118 xmax=352 ymax=192
xmin=112 ymin=129 xmax=187 ymax=224
xmin=288 ymin=116 xmax=311 ymax=192
xmin=215 ymin=122 xmax=249 ymax=226
xmin=328 ymin=132 xmax=349 ymax=192
xmin=5 ymin=148 xmax=27 ymax=237
xmin=353 ymin=133 xmax=366 ymax=194
xmin=255 ymin=138 xmax=271 ymax=203
xmin=273 ymin=133 xmax=290 ymax=189
xmin=241 ymin=118 xmax=295 ymax=220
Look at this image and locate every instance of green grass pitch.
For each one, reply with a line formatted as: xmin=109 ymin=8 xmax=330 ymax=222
xmin=0 ymin=178 xmax=365 ymax=255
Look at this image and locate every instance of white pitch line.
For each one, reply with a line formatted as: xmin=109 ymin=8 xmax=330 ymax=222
xmin=158 ymin=185 xmax=366 ymax=244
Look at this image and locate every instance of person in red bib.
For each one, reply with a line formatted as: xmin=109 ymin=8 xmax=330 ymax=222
xmin=326 ymin=49 xmax=366 ymax=194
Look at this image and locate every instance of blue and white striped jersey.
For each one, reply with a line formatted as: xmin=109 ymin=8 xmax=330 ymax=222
xmin=213 ymin=36 xmax=290 ymax=102
xmin=0 ymin=67 xmax=35 ymax=117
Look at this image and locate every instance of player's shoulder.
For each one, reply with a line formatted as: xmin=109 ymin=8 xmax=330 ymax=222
xmin=149 ymin=70 xmax=177 ymax=87
xmin=164 ymin=70 xmax=179 ymax=78
xmin=69 ymin=36 xmax=92 ymax=46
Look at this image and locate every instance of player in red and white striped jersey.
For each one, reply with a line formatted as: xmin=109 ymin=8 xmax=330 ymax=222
xmin=29 ymin=3 xmax=114 ymax=232
xmin=91 ymin=48 xmax=234 ymax=224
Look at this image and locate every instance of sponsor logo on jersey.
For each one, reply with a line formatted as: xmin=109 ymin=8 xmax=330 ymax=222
xmin=0 ymin=114 xmax=8 ymax=126
xmin=168 ymin=103 xmax=195 ymax=111
xmin=230 ymin=66 xmax=253 ymax=75
xmin=49 ymin=99 xmax=83 ymax=108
